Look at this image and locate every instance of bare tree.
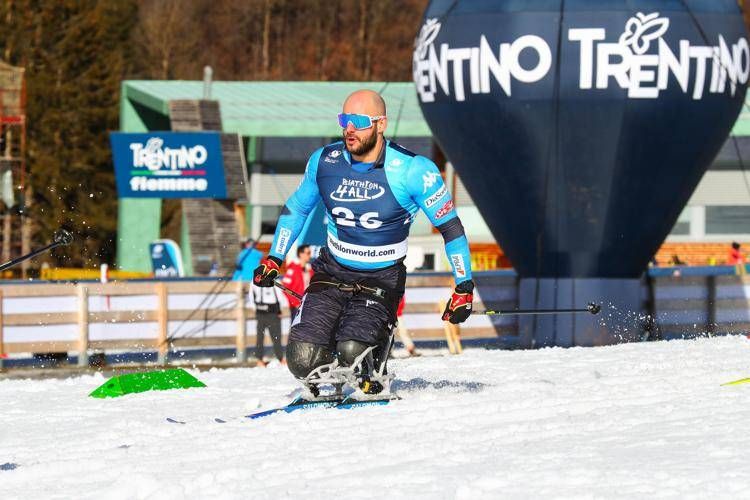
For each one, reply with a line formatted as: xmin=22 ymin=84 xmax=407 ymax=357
xmin=261 ymin=0 xmax=272 ymax=78
xmin=134 ymin=0 xmax=201 ymax=79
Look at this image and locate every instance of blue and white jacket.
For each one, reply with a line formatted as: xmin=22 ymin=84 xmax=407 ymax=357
xmin=269 ymin=140 xmax=472 ymax=284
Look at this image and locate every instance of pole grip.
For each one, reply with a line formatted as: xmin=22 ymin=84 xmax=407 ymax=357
xmin=273 ymin=279 xmax=303 ymax=301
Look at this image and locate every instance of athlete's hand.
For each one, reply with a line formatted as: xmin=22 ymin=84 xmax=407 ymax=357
xmin=442 ymin=280 xmax=474 ymax=324
xmin=253 ymin=256 xmax=282 ymax=287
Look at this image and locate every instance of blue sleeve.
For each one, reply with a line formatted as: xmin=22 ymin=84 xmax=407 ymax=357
xmin=407 ymin=156 xmax=472 ymax=284
xmin=269 ymin=149 xmax=323 ymax=260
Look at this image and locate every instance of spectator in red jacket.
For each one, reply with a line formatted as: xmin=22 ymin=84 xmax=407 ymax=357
xmin=282 ymin=244 xmax=313 ymax=319
xmin=728 ymin=242 xmax=744 ymax=264
xmin=728 ymin=242 xmax=746 ymax=275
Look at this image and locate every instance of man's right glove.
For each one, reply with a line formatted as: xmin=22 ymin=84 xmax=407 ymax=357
xmin=442 ymin=280 xmax=474 ymax=324
xmin=253 ymin=256 xmax=282 ymax=287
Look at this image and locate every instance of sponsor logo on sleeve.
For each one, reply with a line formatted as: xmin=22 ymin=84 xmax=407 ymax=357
xmin=386 ymin=158 xmax=404 ymax=171
xmin=435 ymin=199 xmax=455 ymax=219
xmin=422 ymin=171 xmax=440 ymax=193
xmin=275 ymin=228 xmax=292 ymax=255
xmin=450 ymin=254 xmax=466 ymax=278
xmin=424 ymin=184 xmax=447 ymax=207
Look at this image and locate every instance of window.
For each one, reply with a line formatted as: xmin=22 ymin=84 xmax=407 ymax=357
xmin=705 ymin=206 xmax=750 ymax=234
xmin=709 ymin=136 xmax=750 ymax=170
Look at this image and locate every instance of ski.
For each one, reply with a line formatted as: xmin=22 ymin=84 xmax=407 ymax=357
xmin=166 ymin=395 xmax=397 ymax=424
xmin=165 ymin=397 xmax=341 ymax=424
xmin=246 ymin=394 xmax=398 ymax=419
xmin=245 ymin=395 xmax=345 ymax=419
xmin=336 ymin=396 xmax=394 ymax=410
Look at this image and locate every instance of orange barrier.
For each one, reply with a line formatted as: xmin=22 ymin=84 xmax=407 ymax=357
xmin=39 ymin=268 xmax=152 ymax=281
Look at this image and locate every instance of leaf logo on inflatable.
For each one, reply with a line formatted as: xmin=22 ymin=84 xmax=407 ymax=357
xmin=618 ymin=12 xmax=670 ymax=55
xmin=414 ymin=18 xmax=441 ymax=60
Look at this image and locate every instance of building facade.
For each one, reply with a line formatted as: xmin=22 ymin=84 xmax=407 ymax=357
xmin=117 ymin=80 xmax=750 ymax=273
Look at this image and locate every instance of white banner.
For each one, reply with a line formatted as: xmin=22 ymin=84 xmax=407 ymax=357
xmin=327 ymin=234 xmax=408 ymax=263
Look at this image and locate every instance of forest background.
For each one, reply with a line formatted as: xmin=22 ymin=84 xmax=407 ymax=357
xmin=0 ymin=0 xmax=426 ymax=267
xmin=0 ymin=1 xmax=747 ymax=268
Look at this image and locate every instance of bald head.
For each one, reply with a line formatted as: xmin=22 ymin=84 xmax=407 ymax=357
xmin=342 ymin=89 xmax=386 ymax=116
xmin=341 ymin=89 xmax=387 ymax=160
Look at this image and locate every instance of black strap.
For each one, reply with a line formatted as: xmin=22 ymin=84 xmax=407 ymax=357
xmin=306 ymin=264 xmax=406 ymax=323
xmin=307 ymin=273 xmax=388 ymax=300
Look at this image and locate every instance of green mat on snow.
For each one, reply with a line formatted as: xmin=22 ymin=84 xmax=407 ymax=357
xmin=89 ymin=368 xmax=206 ymax=398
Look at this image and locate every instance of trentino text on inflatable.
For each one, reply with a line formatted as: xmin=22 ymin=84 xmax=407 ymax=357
xmin=414 ymin=0 xmax=748 ymax=346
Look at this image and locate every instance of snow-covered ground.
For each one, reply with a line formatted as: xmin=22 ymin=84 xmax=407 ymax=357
xmin=2 ymin=336 xmax=750 ymax=499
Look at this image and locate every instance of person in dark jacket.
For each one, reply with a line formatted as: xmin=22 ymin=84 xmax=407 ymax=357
xmin=252 ymin=284 xmax=284 ymax=367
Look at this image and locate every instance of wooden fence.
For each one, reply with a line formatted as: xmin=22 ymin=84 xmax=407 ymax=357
xmin=4 ymin=270 xmax=743 ymax=366
xmin=0 ymin=274 xmax=517 ymax=365
xmin=653 ymin=274 xmax=750 ymax=338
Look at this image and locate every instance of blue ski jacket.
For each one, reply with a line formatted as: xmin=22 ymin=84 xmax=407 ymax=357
xmin=269 ymin=140 xmax=472 ymax=284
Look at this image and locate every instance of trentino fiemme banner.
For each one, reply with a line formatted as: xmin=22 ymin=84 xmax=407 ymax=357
xmin=111 ymin=132 xmax=228 ymax=199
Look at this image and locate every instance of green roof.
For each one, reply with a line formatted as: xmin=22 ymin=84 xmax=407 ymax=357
xmin=123 ymin=80 xmax=750 ymax=137
xmin=122 ymin=80 xmax=432 ymax=137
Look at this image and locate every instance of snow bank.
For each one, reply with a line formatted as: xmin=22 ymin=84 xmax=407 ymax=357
xmin=2 ymin=336 xmax=750 ymax=499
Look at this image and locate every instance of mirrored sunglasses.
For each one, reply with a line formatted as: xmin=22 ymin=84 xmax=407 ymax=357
xmin=337 ymin=113 xmax=385 ymax=130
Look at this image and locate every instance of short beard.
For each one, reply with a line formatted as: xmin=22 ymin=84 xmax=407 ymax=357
xmin=344 ymin=128 xmax=378 ymax=156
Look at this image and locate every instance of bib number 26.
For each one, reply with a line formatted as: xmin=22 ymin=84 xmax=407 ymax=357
xmin=332 ymin=207 xmax=382 ymax=229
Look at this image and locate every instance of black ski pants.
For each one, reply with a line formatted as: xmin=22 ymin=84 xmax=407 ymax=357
xmin=288 ymin=248 xmax=405 ymax=350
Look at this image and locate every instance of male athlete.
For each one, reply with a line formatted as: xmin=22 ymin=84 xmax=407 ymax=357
xmin=254 ymin=89 xmax=474 ymax=398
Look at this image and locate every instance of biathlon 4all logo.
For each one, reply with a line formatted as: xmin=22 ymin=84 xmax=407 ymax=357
xmin=129 ymin=137 xmax=210 ymax=192
xmin=413 ymin=12 xmax=750 ymax=101
xmin=330 ymin=178 xmax=385 ymax=202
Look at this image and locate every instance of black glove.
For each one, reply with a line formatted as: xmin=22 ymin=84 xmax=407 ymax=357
xmin=253 ymin=256 xmax=282 ymax=287
xmin=442 ymin=280 xmax=474 ymax=324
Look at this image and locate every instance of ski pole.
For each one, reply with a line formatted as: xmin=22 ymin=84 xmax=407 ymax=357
xmin=274 ymin=279 xmax=303 ymax=301
xmin=473 ymin=302 xmax=601 ymax=316
xmin=166 ymin=228 xmax=269 ymax=345
xmin=0 ymin=229 xmax=73 ymax=272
